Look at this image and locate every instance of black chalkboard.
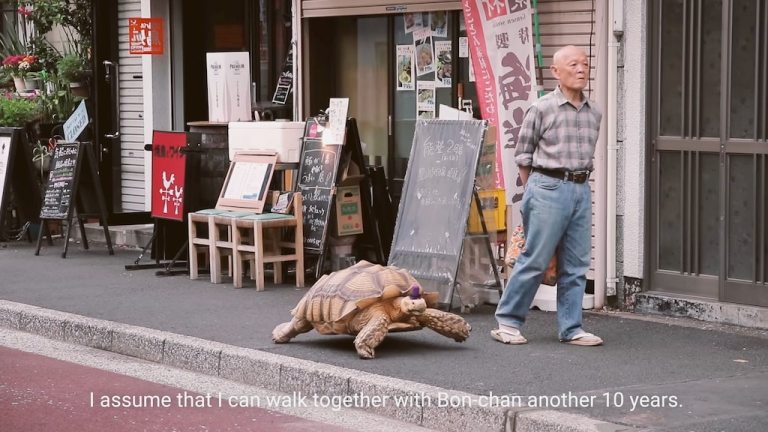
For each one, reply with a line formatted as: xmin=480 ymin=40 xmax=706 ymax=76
xmin=388 ymin=119 xmax=487 ymax=303
xmin=296 ymin=118 xmax=342 ymax=253
xmin=35 ymin=141 xmax=113 ymax=257
xmin=39 ymin=142 xmax=81 ymax=220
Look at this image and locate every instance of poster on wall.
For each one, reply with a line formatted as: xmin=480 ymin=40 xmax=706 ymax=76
xmin=462 ymin=0 xmax=537 ymax=214
xmin=431 ymin=12 xmax=448 ymax=37
xmin=414 ymin=31 xmax=435 ymax=77
xmin=403 ymin=12 xmax=423 ymax=33
xmin=417 ymin=81 xmax=435 ymax=119
xmin=435 ymin=41 xmax=452 ymax=88
xmin=128 ymin=18 xmax=164 ymax=55
xmin=396 ymin=45 xmax=414 ymax=91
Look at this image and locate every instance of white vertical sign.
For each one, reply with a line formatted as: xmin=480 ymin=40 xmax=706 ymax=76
xmin=462 ymin=0 xmax=537 ymax=214
xmin=323 ymin=98 xmax=350 ymax=145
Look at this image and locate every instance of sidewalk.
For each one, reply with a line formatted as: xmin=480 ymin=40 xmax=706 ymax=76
xmin=2 ymin=240 xmax=768 ymax=431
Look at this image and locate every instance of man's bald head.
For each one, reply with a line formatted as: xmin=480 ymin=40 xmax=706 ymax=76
xmin=551 ymin=45 xmax=589 ymax=95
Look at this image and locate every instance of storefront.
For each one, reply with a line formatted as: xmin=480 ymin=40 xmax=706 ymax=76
xmin=294 ymin=0 xmax=607 ymax=302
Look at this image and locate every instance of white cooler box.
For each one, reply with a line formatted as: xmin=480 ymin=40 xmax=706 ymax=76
xmin=228 ymin=121 xmax=304 ymax=162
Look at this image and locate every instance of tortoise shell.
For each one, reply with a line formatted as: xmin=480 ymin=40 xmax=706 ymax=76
xmin=291 ymin=260 xmax=434 ymax=324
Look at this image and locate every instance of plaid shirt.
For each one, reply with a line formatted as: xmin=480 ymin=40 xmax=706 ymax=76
xmin=514 ymin=86 xmax=602 ymax=171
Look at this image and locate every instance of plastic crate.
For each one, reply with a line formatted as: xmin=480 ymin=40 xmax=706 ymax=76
xmin=467 ymin=189 xmax=506 ymax=233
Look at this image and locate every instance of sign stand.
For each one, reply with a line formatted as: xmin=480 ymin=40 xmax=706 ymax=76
xmin=388 ymin=119 xmax=494 ymax=310
xmin=444 ymin=185 xmax=503 ymax=310
xmin=0 ymin=127 xmax=42 ymax=242
xmin=295 ymin=115 xmax=383 ymax=280
xmin=126 ymin=131 xmax=201 ymax=276
xmin=35 ymin=142 xmax=113 ymax=258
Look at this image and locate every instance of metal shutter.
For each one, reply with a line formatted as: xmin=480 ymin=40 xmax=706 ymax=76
xmin=117 ymin=0 xmax=146 ymax=211
xmin=536 ymin=0 xmax=601 ymax=280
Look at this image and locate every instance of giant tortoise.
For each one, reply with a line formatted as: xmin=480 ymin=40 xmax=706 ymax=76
xmin=272 ymin=260 xmax=471 ymax=359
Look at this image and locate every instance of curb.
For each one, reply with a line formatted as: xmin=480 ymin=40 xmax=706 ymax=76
xmin=0 ymin=300 xmax=629 ymax=432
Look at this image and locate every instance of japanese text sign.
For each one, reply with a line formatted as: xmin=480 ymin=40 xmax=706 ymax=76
xmin=151 ymin=131 xmax=187 ymax=221
xmin=129 ymin=18 xmax=164 ymax=55
xmin=462 ymin=0 xmax=537 ymax=214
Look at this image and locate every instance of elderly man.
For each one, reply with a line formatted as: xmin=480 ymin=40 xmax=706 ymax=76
xmin=492 ymin=45 xmax=603 ymax=346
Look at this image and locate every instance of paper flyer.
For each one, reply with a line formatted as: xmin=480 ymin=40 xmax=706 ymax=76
xmin=396 ymin=45 xmax=415 ymax=91
xmin=414 ymin=34 xmax=435 ymax=77
xmin=459 ymin=37 xmax=469 ymax=58
xmin=435 ymin=41 xmax=452 ymax=88
xmin=417 ymin=80 xmax=435 ymax=118
xmin=323 ymin=98 xmax=350 ymax=145
xmin=431 ymin=12 xmax=447 ymax=37
xmin=403 ymin=12 xmax=423 ymax=33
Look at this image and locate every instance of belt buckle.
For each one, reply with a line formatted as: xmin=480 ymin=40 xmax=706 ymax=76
xmin=572 ymin=171 xmax=588 ymax=183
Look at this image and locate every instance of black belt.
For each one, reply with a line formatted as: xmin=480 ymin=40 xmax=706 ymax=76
xmin=534 ymin=168 xmax=591 ymax=184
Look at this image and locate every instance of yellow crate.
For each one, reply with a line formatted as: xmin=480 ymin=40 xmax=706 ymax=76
xmin=467 ymin=189 xmax=506 ymax=233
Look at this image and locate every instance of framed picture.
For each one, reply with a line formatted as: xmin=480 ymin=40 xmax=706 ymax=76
xmin=216 ymin=152 xmax=278 ymax=213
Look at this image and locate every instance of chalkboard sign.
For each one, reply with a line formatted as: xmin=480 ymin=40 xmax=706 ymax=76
xmin=272 ymin=46 xmax=293 ymax=105
xmin=388 ymin=119 xmax=487 ymax=303
xmin=40 ymin=143 xmax=81 ymax=220
xmin=35 ymin=141 xmax=113 ymax=257
xmin=296 ymin=118 xmax=342 ymax=253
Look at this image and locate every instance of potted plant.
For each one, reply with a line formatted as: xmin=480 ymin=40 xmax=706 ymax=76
xmin=56 ymin=53 xmax=88 ymax=97
xmin=0 ymin=92 xmax=40 ymax=126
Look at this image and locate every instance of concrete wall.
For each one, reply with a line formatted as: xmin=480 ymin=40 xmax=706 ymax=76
xmin=617 ymin=0 xmax=648 ymax=289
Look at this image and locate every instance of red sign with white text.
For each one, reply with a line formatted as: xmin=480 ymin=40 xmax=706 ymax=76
xmin=129 ymin=18 xmax=164 ymax=55
xmin=151 ymin=131 xmax=186 ymax=221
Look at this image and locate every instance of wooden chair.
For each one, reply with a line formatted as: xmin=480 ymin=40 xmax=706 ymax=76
xmin=231 ymin=192 xmax=305 ymax=290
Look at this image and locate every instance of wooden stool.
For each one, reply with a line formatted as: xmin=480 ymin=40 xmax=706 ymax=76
xmin=188 ymin=209 xmax=227 ymax=280
xmin=208 ymin=211 xmax=253 ymax=284
xmin=231 ymin=193 xmax=304 ymax=290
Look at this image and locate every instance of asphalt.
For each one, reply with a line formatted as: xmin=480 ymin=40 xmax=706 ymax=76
xmin=2 ymin=240 xmax=768 ymax=431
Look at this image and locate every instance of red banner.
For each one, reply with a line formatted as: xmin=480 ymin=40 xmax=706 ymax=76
xmin=151 ymin=131 xmax=187 ymax=221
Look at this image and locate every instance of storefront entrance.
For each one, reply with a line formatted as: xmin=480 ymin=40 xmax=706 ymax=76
xmin=650 ymin=0 xmax=768 ymax=307
xmin=300 ymin=6 xmax=474 ymax=197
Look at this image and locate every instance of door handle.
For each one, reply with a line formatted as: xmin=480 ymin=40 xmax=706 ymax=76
xmin=103 ymin=60 xmax=121 ymax=140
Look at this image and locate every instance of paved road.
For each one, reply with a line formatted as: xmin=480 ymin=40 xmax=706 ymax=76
xmin=2 ymin=242 xmax=768 ymax=430
xmin=0 ymin=329 xmax=431 ymax=432
xmin=0 ymin=346 xmax=349 ymax=432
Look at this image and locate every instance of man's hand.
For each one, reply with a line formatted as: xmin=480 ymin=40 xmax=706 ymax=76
xmin=519 ymin=165 xmax=531 ymax=186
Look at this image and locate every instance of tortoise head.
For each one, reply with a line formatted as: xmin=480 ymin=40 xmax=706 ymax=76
xmin=400 ymin=285 xmax=427 ymax=315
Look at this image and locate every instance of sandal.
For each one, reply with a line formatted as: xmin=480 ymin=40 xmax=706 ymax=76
xmin=561 ymin=331 xmax=603 ymax=346
xmin=490 ymin=327 xmax=528 ymax=345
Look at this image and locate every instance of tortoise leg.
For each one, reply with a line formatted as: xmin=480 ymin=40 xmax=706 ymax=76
xmin=272 ymin=317 xmax=313 ymax=343
xmin=415 ymin=309 xmax=472 ymax=342
xmin=353 ymin=313 xmax=391 ymax=359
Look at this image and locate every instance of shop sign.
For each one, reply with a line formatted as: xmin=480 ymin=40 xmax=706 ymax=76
xmin=151 ymin=131 xmax=187 ymax=221
xmin=129 ymin=18 xmax=164 ymax=55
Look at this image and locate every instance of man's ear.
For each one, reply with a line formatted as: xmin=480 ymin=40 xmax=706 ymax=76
xmin=550 ymin=64 xmax=559 ymax=80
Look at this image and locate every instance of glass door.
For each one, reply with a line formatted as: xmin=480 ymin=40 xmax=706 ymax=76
xmin=391 ymin=11 xmax=460 ymax=197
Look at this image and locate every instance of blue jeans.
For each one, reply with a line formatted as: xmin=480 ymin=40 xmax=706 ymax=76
xmin=495 ymin=171 xmax=592 ymax=340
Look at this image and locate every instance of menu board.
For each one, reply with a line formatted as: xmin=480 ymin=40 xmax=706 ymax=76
xmin=388 ymin=119 xmax=487 ymax=301
xmin=39 ymin=143 xmax=81 ymax=220
xmin=296 ymin=119 xmax=342 ymax=253
xmin=272 ymin=46 xmax=293 ymax=105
